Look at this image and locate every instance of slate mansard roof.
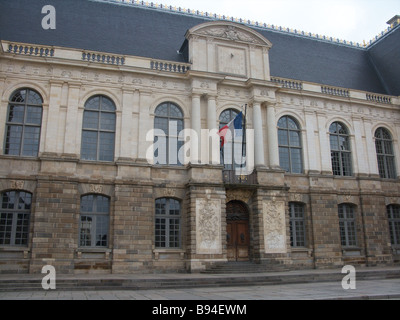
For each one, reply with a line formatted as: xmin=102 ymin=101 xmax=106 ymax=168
xmin=0 ymin=0 xmax=399 ymax=96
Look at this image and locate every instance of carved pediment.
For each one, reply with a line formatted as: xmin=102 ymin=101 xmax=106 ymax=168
xmin=187 ymin=21 xmax=272 ymax=48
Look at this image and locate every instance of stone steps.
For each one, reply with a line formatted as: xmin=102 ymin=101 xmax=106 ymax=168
xmin=201 ymin=261 xmax=290 ymax=274
xmin=1 ymin=267 xmax=399 ymax=292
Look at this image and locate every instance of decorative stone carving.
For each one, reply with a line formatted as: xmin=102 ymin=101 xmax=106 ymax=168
xmin=197 ymin=26 xmax=265 ymax=45
xmin=89 ymin=184 xmax=103 ymax=194
xmin=10 ymin=180 xmax=25 ymax=190
xmin=263 ymin=200 xmax=287 ymax=254
xmin=196 ymin=199 xmax=222 ymax=254
xmin=226 ymin=189 xmax=254 ymax=204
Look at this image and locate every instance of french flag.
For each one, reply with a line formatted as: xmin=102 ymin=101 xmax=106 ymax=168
xmin=218 ymin=112 xmax=243 ymax=148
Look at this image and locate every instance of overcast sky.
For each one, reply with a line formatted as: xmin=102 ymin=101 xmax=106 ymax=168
xmin=164 ymin=0 xmax=400 ymax=43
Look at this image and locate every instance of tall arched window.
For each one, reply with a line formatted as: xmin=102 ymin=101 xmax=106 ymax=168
xmin=154 ymin=102 xmax=184 ymax=166
xmin=278 ymin=116 xmax=303 ymax=174
xmin=81 ymin=95 xmax=116 ymax=162
xmin=0 ymin=191 xmax=32 ymax=246
xmin=155 ymin=198 xmax=181 ymax=248
xmin=219 ymin=109 xmax=245 ymax=171
xmin=387 ymin=205 xmax=400 ymax=246
xmin=79 ymin=194 xmax=110 ymax=248
xmin=4 ymin=89 xmax=43 ymax=157
xmin=375 ymin=128 xmax=396 ymax=179
xmin=329 ymin=122 xmax=352 ymax=176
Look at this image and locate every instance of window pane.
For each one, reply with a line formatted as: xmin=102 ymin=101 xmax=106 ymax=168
xmin=155 ymin=104 xmax=168 ymax=117
xmin=81 ymin=195 xmax=95 ymax=213
xmin=81 ymin=131 xmax=98 ymax=160
xmin=22 ymin=127 xmax=41 ymax=157
xmin=80 ymin=216 xmax=92 ymax=247
xmin=85 ymin=96 xmax=100 ymax=110
xmin=330 ymin=135 xmax=339 ymax=151
xmin=100 ymin=112 xmax=116 ymax=131
xmin=100 ymin=97 xmax=116 ymax=112
xmin=279 ymin=147 xmax=290 ymax=172
xmin=278 ymin=129 xmax=288 ymax=146
xmin=290 ymin=148 xmax=303 ymax=174
xmin=8 ymin=105 xmax=25 ymax=123
xmin=96 ymin=215 xmax=109 ymax=247
xmin=289 ymin=131 xmax=301 ymax=147
xmin=83 ymin=111 xmax=99 ymax=130
xmin=5 ymin=126 xmax=22 ymax=155
xmin=26 ymin=107 xmax=42 ymax=125
xmin=99 ymin=132 xmax=115 ymax=162
xmin=0 ymin=213 xmax=13 ymax=245
xmin=27 ymin=90 xmax=43 ymax=105
xmin=11 ymin=90 xmax=27 ymax=103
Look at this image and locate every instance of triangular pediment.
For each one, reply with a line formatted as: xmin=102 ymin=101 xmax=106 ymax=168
xmin=186 ymin=21 xmax=273 ymax=48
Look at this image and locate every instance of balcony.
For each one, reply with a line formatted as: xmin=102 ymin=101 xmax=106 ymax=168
xmin=223 ymin=170 xmax=258 ymax=185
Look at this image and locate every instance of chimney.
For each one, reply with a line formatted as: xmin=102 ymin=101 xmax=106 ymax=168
xmin=387 ymin=15 xmax=400 ymax=28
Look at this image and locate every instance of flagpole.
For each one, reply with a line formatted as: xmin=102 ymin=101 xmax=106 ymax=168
xmin=240 ymin=104 xmax=247 ymax=181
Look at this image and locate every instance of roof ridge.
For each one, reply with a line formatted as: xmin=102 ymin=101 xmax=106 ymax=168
xmin=91 ymin=0 xmax=397 ymax=50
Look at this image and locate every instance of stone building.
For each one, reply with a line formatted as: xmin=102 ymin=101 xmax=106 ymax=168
xmin=0 ymin=0 xmax=399 ymax=274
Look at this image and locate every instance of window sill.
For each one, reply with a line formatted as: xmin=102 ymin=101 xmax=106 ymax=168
xmin=153 ymin=249 xmax=185 ymax=260
xmin=0 ymin=246 xmax=30 ymax=259
xmin=291 ymin=247 xmax=313 ymax=258
xmin=76 ymin=248 xmax=111 ymax=259
xmin=342 ymin=248 xmax=362 ymax=257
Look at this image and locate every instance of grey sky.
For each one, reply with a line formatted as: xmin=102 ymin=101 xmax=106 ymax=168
xmin=164 ymin=0 xmax=400 ymax=43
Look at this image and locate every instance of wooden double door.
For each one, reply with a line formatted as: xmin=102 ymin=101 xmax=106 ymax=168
xmin=226 ymin=201 xmax=250 ymax=262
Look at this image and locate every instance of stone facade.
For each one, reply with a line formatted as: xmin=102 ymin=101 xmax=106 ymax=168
xmin=0 ymin=18 xmax=399 ymax=274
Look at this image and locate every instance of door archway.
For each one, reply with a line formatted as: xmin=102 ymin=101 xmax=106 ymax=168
xmin=226 ymin=201 xmax=250 ymax=261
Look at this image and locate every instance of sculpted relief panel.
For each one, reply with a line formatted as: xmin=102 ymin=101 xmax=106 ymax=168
xmin=196 ymin=199 xmax=222 ymax=254
xmin=263 ymin=200 xmax=287 ymax=254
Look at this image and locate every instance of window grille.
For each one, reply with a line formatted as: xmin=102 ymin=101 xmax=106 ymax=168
xmin=79 ymin=195 xmax=110 ymax=248
xmin=0 ymin=191 xmax=32 ymax=246
xmin=155 ymin=198 xmax=181 ymax=248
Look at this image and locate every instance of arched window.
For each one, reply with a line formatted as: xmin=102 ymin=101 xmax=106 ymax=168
xmin=289 ymin=202 xmax=306 ymax=247
xmin=219 ymin=109 xmax=245 ymax=171
xmin=329 ymin=122 xmax=352 ymax=176
xmin=79 ymin=195 xmax=110 ymax=248
xmin=4 ymin=89 xmax=43 ymax=157
xmin=0 ymin=191 xmax=32 ymax=246
xmin=338 ymin=204 xmax=357 ymax=247
xmin=387 ymin=205 xmax=400 ymax=246
xmin=278 ymin=116 xmax=303 ymax=174
xmin=155 ymin=198 xmax=181 ymax=248
xmin=81 ymin=95 xmax=116 ymax=162
xmin=154 ymin=102 xmax=184 ymax=166
xmin=375 ymin=128 xmax=396 ymax=179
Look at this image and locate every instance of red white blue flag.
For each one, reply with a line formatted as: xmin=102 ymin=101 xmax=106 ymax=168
xmin=218 ymin=112 xmax=243 ymax=148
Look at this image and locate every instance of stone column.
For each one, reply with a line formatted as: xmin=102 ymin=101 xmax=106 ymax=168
xmin=352 ymin=116 xmax=368 ymax=176
xmin=63 ymin=84 xmax=80 ymax=157
xmin=191 ymin=94 xmax=201 ymax=164
xmin=207 ymin=95 xmax=219 ymax=165
xmin=266 ymin=103 xmax=279 ymax=168
xmin=43 ymin=80 xmax=63 ymax=154
xmin=316 ymin=112 xmax=332 ymax=174
xmin=304 ymin=111 xmax=319 ymax=173
xmin=119 ymin=89 xmax=135 ymax=160
xmin=363 ymin=119 xmax=379 ymax=176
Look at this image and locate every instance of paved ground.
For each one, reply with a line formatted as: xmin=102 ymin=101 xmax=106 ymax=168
xmin=1 ymin=278 xmax=399 ymax=300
